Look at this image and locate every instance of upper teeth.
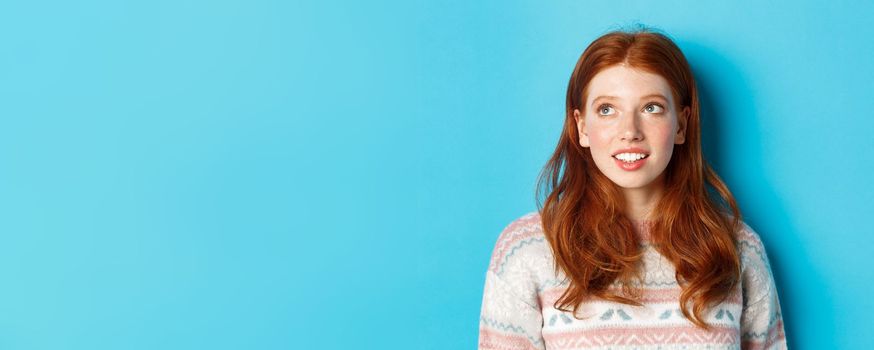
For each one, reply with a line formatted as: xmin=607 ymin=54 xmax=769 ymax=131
xmin=614 ymin=153 xmax=647 ymax=162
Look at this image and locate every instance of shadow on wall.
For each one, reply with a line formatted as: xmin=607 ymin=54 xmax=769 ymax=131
xmin=683 ymin=40 xmax=829 ymax=349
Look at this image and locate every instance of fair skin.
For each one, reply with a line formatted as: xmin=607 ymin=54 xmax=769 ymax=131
xmin=573 ymin=65 xmax=689 ymax=222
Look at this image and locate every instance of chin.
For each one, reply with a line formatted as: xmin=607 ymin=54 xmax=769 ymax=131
xmin=608 ymin=176 xmax=657 ymax=190
xmin=615 ymin=182 xmax=654 ymax=189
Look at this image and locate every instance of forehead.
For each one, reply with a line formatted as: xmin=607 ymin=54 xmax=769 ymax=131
xmin=586 ymin=65 xmax=674 ymax=103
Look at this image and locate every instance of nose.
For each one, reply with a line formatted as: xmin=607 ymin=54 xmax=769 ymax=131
xmin=619 ymin=113 xmax=644 ymax=142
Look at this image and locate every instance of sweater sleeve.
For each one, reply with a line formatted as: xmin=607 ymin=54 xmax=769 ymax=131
xmin=478 ymin=270 xmax=545 ymax=350
xmin=738 ymin=224 xmax=788 ymax=350
xmin=478 ymin=214 xmax=546 ymax=350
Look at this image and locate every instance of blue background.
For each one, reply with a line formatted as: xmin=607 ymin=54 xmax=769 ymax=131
xmin=0 ymin=0 xmax=870 ymax=349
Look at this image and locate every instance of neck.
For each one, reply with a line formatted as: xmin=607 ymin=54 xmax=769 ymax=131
xmin=621 ymin=181 xmax=665 ymax=222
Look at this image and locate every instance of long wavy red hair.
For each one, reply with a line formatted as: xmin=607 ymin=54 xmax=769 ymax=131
xmin=535 ymin=29 xmax=742 ymax=330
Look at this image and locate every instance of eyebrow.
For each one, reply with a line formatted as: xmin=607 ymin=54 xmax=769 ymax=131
xmin=591 ymin=94 xmax=669 ymax=107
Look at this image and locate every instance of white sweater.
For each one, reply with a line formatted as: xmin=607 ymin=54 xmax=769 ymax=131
xmin=478 ymin=212 xmax=788 ymax=350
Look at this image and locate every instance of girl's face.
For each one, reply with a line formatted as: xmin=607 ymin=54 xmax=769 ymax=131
xmin=574 ymin=65 xmax=689 ymax=193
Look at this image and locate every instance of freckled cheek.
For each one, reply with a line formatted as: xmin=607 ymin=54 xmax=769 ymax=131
xmin=652 ymin=131 xmax=679 ymax=161
xmin=586 ymin=125 xmax=613 ymax=142
xmin=588 ymin=133 xmax=614 ymax=155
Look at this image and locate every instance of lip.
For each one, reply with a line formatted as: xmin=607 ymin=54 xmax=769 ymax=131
xmin=611 ymin=147 xmax=650 ymax=157
xmin=613 ymin=156 xmax=647 ymax=171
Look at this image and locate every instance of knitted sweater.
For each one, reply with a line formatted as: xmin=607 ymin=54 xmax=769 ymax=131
xmin=478 ymin=212 xmax=787 ymax=350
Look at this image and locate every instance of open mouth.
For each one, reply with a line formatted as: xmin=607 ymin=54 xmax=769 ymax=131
xmin=612 ymin=152 xmax=649 ymax=171
xmin=612 ymin=153 xmax=649 ymax=163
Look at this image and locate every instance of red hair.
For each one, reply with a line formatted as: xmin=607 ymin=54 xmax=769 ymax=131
xmin=535 ymin=29 xmax=742 ymax=330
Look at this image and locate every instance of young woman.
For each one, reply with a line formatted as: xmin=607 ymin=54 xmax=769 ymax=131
xmin=478 ymin=29 xmax=787 ymax=349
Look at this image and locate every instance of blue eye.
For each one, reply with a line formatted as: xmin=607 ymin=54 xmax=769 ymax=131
xmin=644 ymin=103 xmax=665 ymax=113
xmin=598 ymin=105 xmax=615 ymax=116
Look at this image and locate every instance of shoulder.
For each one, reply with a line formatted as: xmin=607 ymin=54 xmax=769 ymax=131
xmin=486 ymin=211 xmax=550 ymax=278
xmin=735 ymin=221 xmax=772 ymax=269
xmin=495 ymin=211 xmax=545 ymax=246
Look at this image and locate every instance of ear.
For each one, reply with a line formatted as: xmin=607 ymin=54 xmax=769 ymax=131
xmin=574 ymin=109 xmax=589 ymax=147
xmin=675 ymin=106 xmax=689 ymax=144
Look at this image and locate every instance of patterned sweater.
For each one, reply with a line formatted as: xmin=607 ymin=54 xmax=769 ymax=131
xmin=478 ymin=212 xmax=787 ymax=350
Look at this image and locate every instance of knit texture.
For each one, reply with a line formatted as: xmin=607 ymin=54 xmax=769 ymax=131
xmin=478 ymin=212 xmax=787 ymax=350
